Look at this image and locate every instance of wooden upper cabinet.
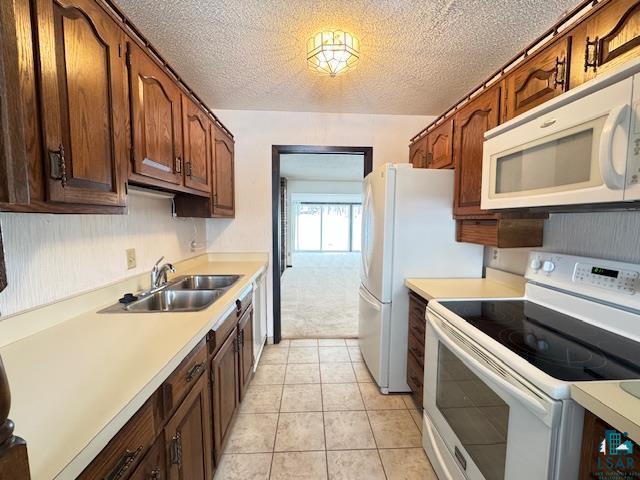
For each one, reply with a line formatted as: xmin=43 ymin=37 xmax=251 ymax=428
xmin=128 ymin=43 xmax=183 ymax=186
xmin=182 ymin=96 xmax=211 ymax=193
xmin=408 ymin=136 xmax=427 ymax=168
xmin=33 ymin=0 xmax=126 ymax=207
xmin=504 ymin=37 xmax=571 ymax=121
xmin=426 ymin=117 xmax=454 ymax=169
xmin=212 ymin=126 xmax=235 ymax=217
xmin=572 ymin=0 xmax=640 ymax=87
xmin=453 ymin=86 xmax=501 ymax=217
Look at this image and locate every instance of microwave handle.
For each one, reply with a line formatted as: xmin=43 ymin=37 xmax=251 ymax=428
xmin=429 ymin=316 xmax=548 ymax=418
xmin=598 ymin=104 xmax=628 ymax=190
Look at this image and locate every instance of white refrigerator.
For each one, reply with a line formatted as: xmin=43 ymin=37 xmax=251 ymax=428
xmin=358 ymin=163 xmax=484 ymax=393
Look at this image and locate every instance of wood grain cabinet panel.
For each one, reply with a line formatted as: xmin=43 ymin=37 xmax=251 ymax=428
xmin=164 ymin=373 xmax=212 ymax=480
xmin=453 ymin=86 xmax=501 ymax=217
xmin=33 ymin=0 xmax=127 ymax=207
xmin=211 ymin=126 xmax=235 ymax=217
xmin=572 ymin=0 xmax=640 ymax=87
xmin=129 ymin=434 xmax=166 ymax=480
xmin=504 ymin=37 xmax=571 ymax=121
xmin=210 ymin=329 xmax=239 ymax=462
xmin=182 ymin=96 xmax=212 ymax=193
xmin=128 ymin=43 xmax=183 ymax=186
xmin=408 ymin=135 xmax=427 ymax=168
xmin=426 ymin=117 xmax=454 ymax=169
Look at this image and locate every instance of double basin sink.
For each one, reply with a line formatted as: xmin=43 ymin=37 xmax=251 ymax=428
xmin=102 ymin=275 xmax=241 ymax=313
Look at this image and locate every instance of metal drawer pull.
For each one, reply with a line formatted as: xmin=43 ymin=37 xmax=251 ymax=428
xmin=170 ymin=430 xmax=182 ymax=469
xmin=49 ymin=144 xmax=67 ymax=186
xmin=104 ymin=445 xmax=143 ymax=480
xmin=151 ymin=467 xmax=162 ymax=480
xmin=186 ymin=362 xmax=205 ymax=382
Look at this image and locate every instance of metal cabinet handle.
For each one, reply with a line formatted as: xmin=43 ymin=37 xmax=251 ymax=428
xmin=185 ymin=161 xmax=193 ymax=177
xmin=104 ymin=445 xmax=143 ymax=480
xmin=150 ymin=467 xmax=162 ymax=480
xmin=584 ymin=36 xmax=599 ymax=72
xmin=186 ymin=362 xmax=205 ymax=382
xmin=170 ymin=430 xmax=182 ymax=469
xmin=49 ymin=144 xmax=67 ymax=186
xmin=554 ymin=56 xmax=566 ymax=88
xmin=175 ymin=156 xmax=182 ymax=173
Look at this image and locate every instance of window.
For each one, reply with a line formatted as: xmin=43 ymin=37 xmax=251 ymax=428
xmin=295 ymin=203 xmax=361 ymax=252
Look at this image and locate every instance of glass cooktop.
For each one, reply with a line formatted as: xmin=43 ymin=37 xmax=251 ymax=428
xmin=439 ymin=300 xmax=640 ymax=382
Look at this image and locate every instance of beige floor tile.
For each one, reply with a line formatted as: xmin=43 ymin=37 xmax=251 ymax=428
xmin=318 ymin=338 xmax=347 ymax=346
xmin=345 ymin=339 xmax=360 ymax=346
xmin=348 ymin=346 xmax=363 ymax=362
xmin=320 ymin=363 xmax=356 ymax=383
xmin=271 ymin=451 xmax=328 ymax=480
xmin=289 ymin=338 xmax=319 ymax=347
xmin=351 ymin=362 xmax=374 ymax=383
xmin=324 ymin=410 xmax=376 ymax=450
xmin=251 ymin=364 xmax=286 ymax=385
xmin=403 ymin=394 xmax=420 ymax=410
xmin=269 ymin=339 xmax=291 ymax=349
xmin=224 ymin=413 xmax=278 ymax=453
xmin=319 ymin=346 xmax=351 ymax=363
xmin=240 ymin=385 xmax=283 ymax=413
xmin=327 ymin=450 xmax=386 ymax=480
xmin=213 ymin=453 xmax=272 ymax=480
xmin=379 ymin=448 xmax=438 ymax=480
xmin=409 ymin=408 xmax=424 ymax=432
xmin=322 ymin=383 xmax=365 ymax=411
xmin=260 ymin=347 xmax=289 ymax=365
xmin=359 ymin=383 xmax=407 ymax=410
xmin=288 ymin=347 xmax=319 ymax=363
xmin=281 ymin=384 xmax=323 ymax=412
xmin=285 ymin=363 xmax=321 ymax=384
xmin=274 ymin=412 xmax=326 ymax=451
xmin=367 ymin=410 xmax=422 ymax=448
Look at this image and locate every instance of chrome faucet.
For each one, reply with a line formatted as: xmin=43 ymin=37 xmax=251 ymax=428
xmin=150 ymin=256 xmax=176 ymax=289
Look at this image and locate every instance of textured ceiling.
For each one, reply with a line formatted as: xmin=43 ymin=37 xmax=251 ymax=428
xmin=281 ymin=154 xmax=364 ymax=181
xmin=114 ymin=0 xmax=579 ymax=115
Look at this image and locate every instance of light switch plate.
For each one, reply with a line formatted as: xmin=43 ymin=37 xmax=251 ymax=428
xmin=126 ymin=248 xmax=136 ymax=270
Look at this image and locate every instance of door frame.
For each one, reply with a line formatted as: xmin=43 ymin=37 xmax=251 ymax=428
xmin=271 ymin=145 xmax=373 ymax=344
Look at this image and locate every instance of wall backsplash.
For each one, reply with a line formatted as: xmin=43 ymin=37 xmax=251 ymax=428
xmin=0 ymin=192 xmax=206 ymax=317
xmin=485 ymin=211 xmax=640 ymax=275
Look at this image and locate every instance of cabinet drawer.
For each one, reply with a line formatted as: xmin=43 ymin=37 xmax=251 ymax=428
xmin=406 ymin=351 xmax=424 ymax=404
xmin=235 ymin=288 xmax=253 ymax=318
xmin=407 ymin=330 xmax=425 ymax=370
xmin=409 ymin=293 xmax=428 ymax=321
xmin=207 ymin=308 xmax=238 ymax=357
xmin=78 ymin=395 xmax=158 ymax=480
xmin=129 ymin=433 xmax=166 ymax=480
xmin=162 ymin=338 xmax=207 ymax=418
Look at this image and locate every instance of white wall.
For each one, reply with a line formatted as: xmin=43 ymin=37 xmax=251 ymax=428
xmin=206 ymin=110 xmax=433 ymax=338
xmin=484 ymin=211 xmax=640 ymax=275
xmin=0 ymin=192 xmax=206 ymax=317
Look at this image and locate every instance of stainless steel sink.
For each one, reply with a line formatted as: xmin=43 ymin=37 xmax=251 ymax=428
xmin=125 ymin=289 xmax=223 ymax=313
xmin=167 ymin=275 xmax=241 ymax=291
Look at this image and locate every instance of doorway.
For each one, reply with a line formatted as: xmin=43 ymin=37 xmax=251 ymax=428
xmin=272 ymin=146 xmax=373 ymax=343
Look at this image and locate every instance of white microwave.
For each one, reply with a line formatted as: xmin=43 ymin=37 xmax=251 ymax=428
xmin=482 ymin=59 xmax=640 ymax=210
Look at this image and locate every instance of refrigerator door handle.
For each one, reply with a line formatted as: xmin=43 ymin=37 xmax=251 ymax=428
xmin=361 ymin=182 xmax=373 ymax=279
xmin=359 ymin=286 xmax=381 ymax=312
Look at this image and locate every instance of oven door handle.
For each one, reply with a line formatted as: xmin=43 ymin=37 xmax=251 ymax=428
xmin=430 ymin=317 xmax=549 ymax=418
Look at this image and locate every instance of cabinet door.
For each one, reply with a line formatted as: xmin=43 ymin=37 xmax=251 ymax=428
xmin=426 ymin=117 xmax=454 ymax=169
xmin=129 ymin=434 xmax=166 ymax=480
xmin=211 ymin=329 xmax=239 ymax=461
xmin=34 ymin=0 xmax=126 ymax=206
xmin=165 ymin=373 xmax=212 ymax=480
xmin=238 ymin=307 xmax=254 ymax=401
xmin=211 ymin=126 xmax=235 ymax=217
xmin=182 ymin=96 xmax=211 ymax=193
xmin=128 ymin=43 xmax=183 ymax=186
xmin=408 ymin=136 xmax=427 ymax=168
xmin=573 ymin=0 xmax=640 ymax=87
xmin=504 ymin=37 xmax=570 ymax=121
xmin=453 ymin=86 xmax=501 ymax=217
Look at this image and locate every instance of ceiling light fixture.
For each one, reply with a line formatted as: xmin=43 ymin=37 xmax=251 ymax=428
xmin=307 ymin=30 xmax=359 ymax=77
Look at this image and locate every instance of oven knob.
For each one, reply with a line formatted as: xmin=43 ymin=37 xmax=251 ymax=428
xmin=542 ymin=260 xmax=556 ymax=273
xmin=530 ymin=258 xmax=542 ymax=271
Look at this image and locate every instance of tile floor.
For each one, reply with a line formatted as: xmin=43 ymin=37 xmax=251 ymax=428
xmin=214 ymin=338 xmax=438 ymax=480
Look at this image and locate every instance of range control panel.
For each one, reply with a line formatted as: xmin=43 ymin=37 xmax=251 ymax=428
xmin=525 ymin=251 xmax=640 ymax=311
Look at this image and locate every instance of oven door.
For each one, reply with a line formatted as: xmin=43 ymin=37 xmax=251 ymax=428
xmin=481 ymin=76 xmax=633 ymax=210
xmin=424 ymin=310 xmax=562 ymax=480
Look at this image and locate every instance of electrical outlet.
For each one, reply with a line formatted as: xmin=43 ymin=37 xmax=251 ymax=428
xmin=126 ymin=248 xmax=136 ymax=270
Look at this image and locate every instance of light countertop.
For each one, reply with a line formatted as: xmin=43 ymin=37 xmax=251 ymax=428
xmin=0 ymin=254 xmax=267 ymax=480
xmin=571 ymin=381 xmax=640 ymax=445
xmin=405 ymin=267 xmax=525 ymax=301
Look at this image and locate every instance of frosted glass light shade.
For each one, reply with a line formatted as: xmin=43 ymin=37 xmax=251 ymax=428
xmin=307 ymin=31 xmax=359 ymax=77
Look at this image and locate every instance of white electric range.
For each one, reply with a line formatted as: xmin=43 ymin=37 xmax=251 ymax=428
xmin=422 ymin=251 xmax=640 ymax=480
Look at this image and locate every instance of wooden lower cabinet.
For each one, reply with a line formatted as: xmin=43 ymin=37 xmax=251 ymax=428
xmin=238 ymin=307 xmax=254 ymax=401
xmin=407 ymin=292 xmax=428 ymax=408
xmin=129 ymin=434 xmax=166 ymax=480
xmin=211 ymin=328 xmax=240 ymax=462
xmin=164 ymin=373 xmax=212 ymax=480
